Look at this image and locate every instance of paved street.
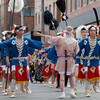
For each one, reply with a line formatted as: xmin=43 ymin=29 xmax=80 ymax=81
xmin=0 ymin=81 xmax=100 ymax=100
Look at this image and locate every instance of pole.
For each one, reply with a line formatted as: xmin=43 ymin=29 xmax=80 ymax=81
xmin=41 ymin=0 xmax=44 ymax=42
xmin=5 ymin=66 xmax=9 ymax=91
xmin=8 ymin=1 xmax=12 ymax=31
xmin=21 ymin=8 xmax=24 ymax=26
xmin=11 ymin=0 xmax=16 ymax=30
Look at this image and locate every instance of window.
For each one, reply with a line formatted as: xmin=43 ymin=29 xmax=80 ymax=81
xmin=88 ymin=0 xmax=92 ymax=4
xmin=31 ymin=8 xmax=35 ymax=16
xmin=72 ymin=0 xmax=75 ymax=12
xmin=76 ymin=0 xmax=80 ymax=9
xmin=25 ymin=7 xmax=31 ymax=16
xmin=82 ymin=0 xmax=86 ymax=7
xmin=23 ymin=7 xmax=35 ymax=16
xmin=66 ymin=0 xmax=70 ymax=14
xmin=24 ymin=0 xmax=28 ymax=6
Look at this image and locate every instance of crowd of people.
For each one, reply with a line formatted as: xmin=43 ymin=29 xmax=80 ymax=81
xmin=0 ymin=24 xmax=100 ymax=99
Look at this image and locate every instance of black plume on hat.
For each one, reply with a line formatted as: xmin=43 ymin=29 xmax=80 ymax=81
xmin=15 ymin=26 xmax=22 ymax=31
xmin=49 ymin=18 xmax=59 ymax=30
xmin=11 ymin=33 xmax=16 ymax=37
xmin=44 ymin=10 xmax=53 ymax=25
xmin=81 ymin=27 xmax=87 ymax=31
xmin=56 ymin=0 xmax=65 ymax=13
xmin=5 ymin=31 xmax=12 ymax=36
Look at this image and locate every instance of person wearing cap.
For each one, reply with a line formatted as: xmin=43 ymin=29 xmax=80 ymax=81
xmin=0 ymin=31 xmax=12 ymax=94
xmin=41 ymin=31 xmax=69 ymax=90
xmin=76 ymin=25 xmax=100 ymax=97
xmin=5 ymin=31 xmax=12 ymax=40
xmin=80 ymin=27 xmax=89 ymax=39
xmin=33 ymin=26 xmax=79 ymax=99
xmin=36 ymin=47 xmax=52 ymax=85
xmin=3 ymin=31 xmax=13 ymax=95
xmin=43 ymin=32 xmax=65 ymax=89
xmin=0 ymin=25 xmax=43 ymax=98
xmin=74 ymin=27 xmax=88 ymax=94
xmin=44 ymin=32 xmax=70 ymax=91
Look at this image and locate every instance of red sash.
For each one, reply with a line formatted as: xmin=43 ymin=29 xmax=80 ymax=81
xmin=78 ymin=64 xmax=99 ymax=82
xmin=15 ymin=65 xmax=28 ymax=84
xmin=78 ymin=64 xmax=86 ymax=81
xmin=87 ymin=66 xmax=99 ymax=82
xmin=42 ymin=64 xmax=51 ymax=78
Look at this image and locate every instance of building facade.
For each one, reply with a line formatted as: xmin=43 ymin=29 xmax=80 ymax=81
xmin=0 ymin=0 xmax=6 ymax=38
xmin=34 ymin=0 xmax=61 ymax=36
xmin=0 ymin=0 xmax=35 ymax=35
xmin=60 ymin=0 xmax=100 ymax=30
xmin=35 ymin=0 xmax=100 ymax=36
xmin=1 ymin=0 xmax=99 ymax=39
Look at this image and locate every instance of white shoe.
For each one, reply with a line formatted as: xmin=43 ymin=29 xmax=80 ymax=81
xmin=70 ymin=89 xmax=76 ymax=98
xmin=0 ymin=84 xmax=2 ymax=88
xmin=1 ymin=89 xmax=5 ymax=93
xmin=59 ymin=92 xmax=65 ymax=99
xmin=2 ymin=89 xmax=10 ymax=96
xmin=43 ymin=83 xmax=47 ymax=86
xmin=10 ymin=95 xmax=15 ymax=98
xmin=93 ymin=85 xmax=100 ymax=93
xmin=10 ymin=92 xmax=15 ymax=98
xmin=2 ymin=92 xmax=8 ymax=96
xmin=85 ymin=91 xmax=90 ymax=97
xmin=26 ymin=87 xmax=32 ymax=94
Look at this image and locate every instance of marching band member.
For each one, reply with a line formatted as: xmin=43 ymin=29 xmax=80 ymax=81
xmin=76 ymin=26 xmax=100 ymax=97
xmin=0 ymin=25 xmax=43 ymax=98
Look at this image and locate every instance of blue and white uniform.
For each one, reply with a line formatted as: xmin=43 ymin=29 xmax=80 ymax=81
xmin=0 ymin=37 xmax=43 ymax=68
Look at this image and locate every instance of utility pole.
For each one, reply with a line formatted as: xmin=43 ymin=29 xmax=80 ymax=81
xmin=41 ymin=0 xmax=44 ymax=42
xmin=11 ymin=0 xmax=16 ymax=30
xmin=21 ymin=8 xmax=24 ymax=26
xmin=21 ymin=0 xmax=29 ymax=26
